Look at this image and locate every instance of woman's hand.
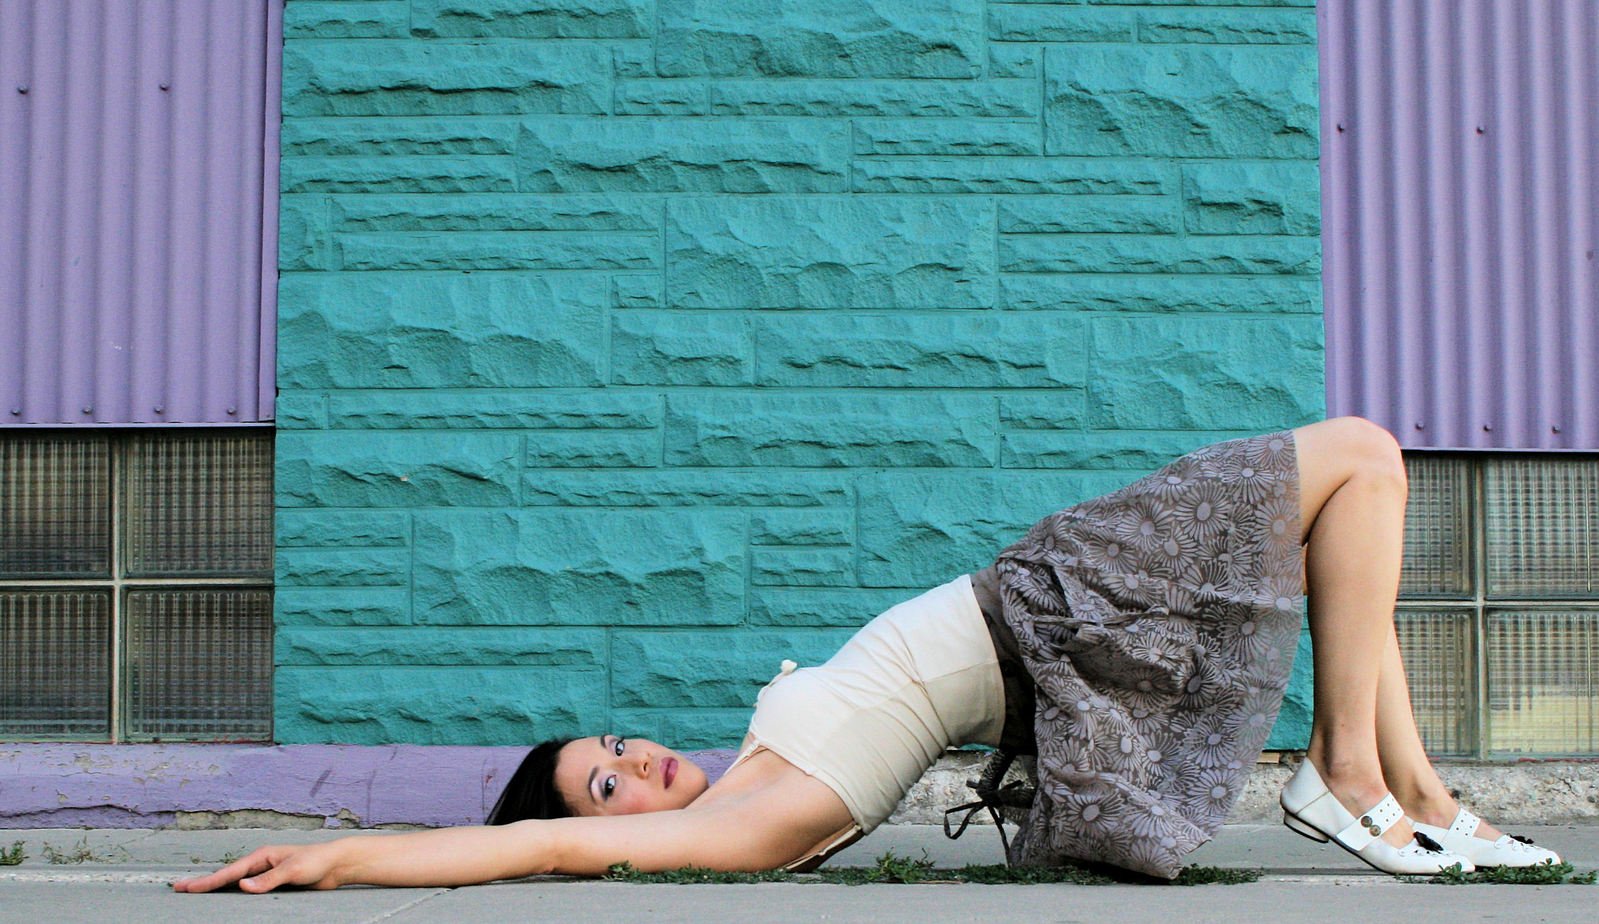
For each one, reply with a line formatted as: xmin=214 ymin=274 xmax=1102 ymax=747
xmin=172 ymin=841 xmax=345 ymax=893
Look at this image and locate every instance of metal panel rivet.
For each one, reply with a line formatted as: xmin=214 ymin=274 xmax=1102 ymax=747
xmin=227 ymin=407 xmax=237 ymax=415
xmin=1336 ymin=123 xmax=1345 ymax=132
xmin=154 ymin=406 xmax=164 ymax=414
xmin=16 ymin=85 xmax=27 ymax=94
xmin=159 ymin=83 xmax=169 ymax=91
xmin=1476 ymin=126 xmax=1485 ymax=134
xmin=81 ymin=406 xmax=92 ymax=414
xmin=1414 ymin=421 xmax=1424 ymax=430
xmin=1482 ymin=423 xmax=1492 ymax=432
xmin=8 ymin=408 xmax=19 ymax=416
xmin=1552 ymin=425 xmax=1562 ymax=433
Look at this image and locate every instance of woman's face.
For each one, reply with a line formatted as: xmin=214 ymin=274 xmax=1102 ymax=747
xmin=553 ymin=735 xmax=709 ymax=817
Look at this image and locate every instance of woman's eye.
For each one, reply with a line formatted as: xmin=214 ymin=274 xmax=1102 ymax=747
xmin=614 ymin=738 xmax=625 ymax=756
xmin=603 ymin=775 xmax=617 ymax=798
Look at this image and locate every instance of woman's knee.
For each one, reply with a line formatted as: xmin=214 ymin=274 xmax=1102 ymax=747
xmin=1321 ymin=416 xmax=1408 ymax=494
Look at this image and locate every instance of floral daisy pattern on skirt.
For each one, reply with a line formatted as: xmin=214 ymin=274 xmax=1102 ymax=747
xmin=994 ymin=431 xmax=1304 ymax=879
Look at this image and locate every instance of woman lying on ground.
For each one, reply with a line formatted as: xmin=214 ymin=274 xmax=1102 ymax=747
xmin=174 ymin=417 xmax=1560 ymax=894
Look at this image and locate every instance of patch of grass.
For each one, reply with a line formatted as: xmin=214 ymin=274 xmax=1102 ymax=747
xmin=1172 ymin=866 xmax=1263 ymax=886
xmin=953 ymin=863 xmax=1117 ymax=885
xmin=41 ymin=836 xmax=124 ymax=865
xmin=1422 ymin=861 xmax=1597 ymax=886
xmin=603 ymin=852 xmax=1260 ymax=886
xmin=0 ymin=841 xmax=25 ymax=866
xmin=604 ymin=862 xmax=796 ymax=884
xmin=818 ymin=851 xmax=937 ymax=886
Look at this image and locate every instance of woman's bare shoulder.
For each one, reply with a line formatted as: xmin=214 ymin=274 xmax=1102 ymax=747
xmin=548 ymin=749 xmax=852 ymax=875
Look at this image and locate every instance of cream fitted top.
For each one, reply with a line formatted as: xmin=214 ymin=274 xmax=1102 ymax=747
xmin=730 ymin=574 xmax=1006 ymax=846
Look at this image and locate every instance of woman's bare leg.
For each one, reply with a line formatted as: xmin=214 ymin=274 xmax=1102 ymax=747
xmin=1291 ymin=416 xmax=1419 ymax=848
xmin=1374 ymin=624 xmax=1504 ymax=838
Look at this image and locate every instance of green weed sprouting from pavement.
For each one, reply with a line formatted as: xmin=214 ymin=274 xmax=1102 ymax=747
xmin=1423 ymin=861 xmax=1597 ymax=885
xmin=0 ymin=841 xmax=25 ymax=866
xmin=603 ymin=851 xmax=1260 ymax=886
xmin=41 ymin=836 xmax=124 ymax=865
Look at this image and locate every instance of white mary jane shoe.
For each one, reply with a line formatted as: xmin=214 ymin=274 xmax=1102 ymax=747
xmin=1411 ymin=808 xmax=1561 ymax=869
xmin=1280 ymin=760 xmax=1474 ymax=875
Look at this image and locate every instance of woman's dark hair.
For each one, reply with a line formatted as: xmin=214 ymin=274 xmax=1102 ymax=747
xmin=487 ymin=738 xmax=574 ymax=825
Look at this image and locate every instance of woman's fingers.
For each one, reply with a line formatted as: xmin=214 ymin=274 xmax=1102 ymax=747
xmin=172 ymin=846 xmax=284 ymax=892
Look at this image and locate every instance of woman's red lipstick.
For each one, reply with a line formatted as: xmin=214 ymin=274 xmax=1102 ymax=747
xmin=663 ymin=756 xmax=677 ymax=789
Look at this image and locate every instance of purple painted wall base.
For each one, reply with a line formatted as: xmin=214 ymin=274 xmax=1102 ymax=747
xmin=0 ymin=745 xmax=736 ymax=829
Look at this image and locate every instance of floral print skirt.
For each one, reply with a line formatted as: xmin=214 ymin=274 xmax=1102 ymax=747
xmin=993 ymin=430 xmax=1305 ymax=879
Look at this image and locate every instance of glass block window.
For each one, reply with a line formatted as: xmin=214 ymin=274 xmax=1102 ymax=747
xmin=0 ymin=431 xmax=272 ymax=742
xmin=1397 ymin=453 xmax=1599 ymax=757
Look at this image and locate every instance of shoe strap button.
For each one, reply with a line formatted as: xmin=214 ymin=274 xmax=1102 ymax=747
xmin=1368 ymin=825 xmax=1381 ymax=836
xmin=1360 ymin=815 xmax=1372 ymax=827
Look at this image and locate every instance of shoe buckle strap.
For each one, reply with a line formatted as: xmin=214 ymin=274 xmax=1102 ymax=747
xmin=1336 ymin=794 xmax=1404 ymax=850
xmin=1450 ymin=808 xmax=1480 ymax=838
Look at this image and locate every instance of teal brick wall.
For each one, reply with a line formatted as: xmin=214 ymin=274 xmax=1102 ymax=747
xmin=275 ymin=0 xmax=1324 ymax=748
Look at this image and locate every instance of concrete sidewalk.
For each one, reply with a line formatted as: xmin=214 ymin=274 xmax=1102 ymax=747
xmin=2 ymin=824 xmax=1596 ymax=923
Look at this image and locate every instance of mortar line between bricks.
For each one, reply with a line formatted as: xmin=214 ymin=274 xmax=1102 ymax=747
xmin=359 ymin=887 xmax=454 ymax=923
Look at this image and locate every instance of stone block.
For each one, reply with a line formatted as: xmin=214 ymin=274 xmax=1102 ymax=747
xmin=525 ymin=431 xmax=660 ymax=468
xmin=277 ymin=626 xmax=607 ymax=667
xmin=328 ymin=390 xmax=661 ymax=430
xmin=998 ymin=195 xmax=1177 ymax=234
xmin=277 ymin=273 xmax=606 ymax=388
xmin=329 ymin=194 xmax=659 ymax=232
xmin=664 ymin=394 xmax=996 ymax=467
xmin=616 ymin=80 xmax=711 ymax=115
xmin=274 ymin=391 xmax=329 ymax=429
xmin=277 ymin=510 xmax=411 ymax=548
xmin=666 ymin=197 xmax=995 ymax=309
xmin=516 ymin=119 xmax=848 ymax=193
xmin=282 ymin=41 xmax=609 ymax=117
xmin=753 ymin=313 xmax=1086 ymax=388
xmin=521 ymin=471 xmax=851 ymax=507
xmin=999 ymin=234 xmax=1320 ymax=275
xmin=998 ymin=274 xmax=1321 ymax=314
xmin=283 ymin=1 xmax=409 ymax=38
xmin=999 ymin=392 xmax=1087 ymax=432
xmin=612 ymin=275 xmax=663 ymax=309
xmin=851 ymin=119 xmax=1040 ymax=156
xmin=412 ymin=509 xmax=745 ymax=626
xmin=275 ymin=547 xmax=410 ymax=586
xmin=1001 ymin=429 xmax=1252 ymax=471
xmin=612 ymin=41 xmax=655 ymax=78
xmin=336 ymin=231 xmax=661 ymax=272
xmin=709 ymin=79 xmax=1036 ymax=118
xmin=658 ymin=0 xmax=982 ymax=78
xmin=749 ymin=510 xmax=854 ymax=547
xmin=852 ymin=157 xmax=1168 ymax=195
xmin=856 ymin=470 xmax=1132 ymax=587
xmin=274 ymin=666 xmax=602 ymax=745
xmin=280 ymin=155 xmax=516 ymax=194
xmin=749 ymin=587 xmax=917 ymax=627
xmin=653 ymin=708 xmax=754 ymax=749
xmin=1044 ymin=46 xmax=1318 ymax=158
xmin=609 ymin=629 xmax=853 ymax=707
xmin=412 ymin=0 xmax=653 ymax=38
xmin=276 ymin=432 xmax=522 ymax=507
xmin=278 ymin=197 xmax=332 ymax=271
xmin=989 ymin=4 xmax=1135 ymax=42
xmin=1139 ymin=8 xmax=1316 ymax=44
xmin=280 ymin=118 xmax=521 ymax=156
xmin=1182 ymin=162 xmax=1320 ymax=235
xmin=1087 ymin=316 xmax=1325 ymax=429
xmin=276 ymin=587 xmax=412 ymax=627
xmin=610 ymin=313 xmax=753 ymax=385
xmin=988 ymin=43 xmax=1039 ymax=78
xmin=751 ymin=547 xmax=856 ymax=587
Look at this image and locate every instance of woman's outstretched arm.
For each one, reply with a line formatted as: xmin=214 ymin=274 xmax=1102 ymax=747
xmin=174 ymin=759 xmax=851 ymax=893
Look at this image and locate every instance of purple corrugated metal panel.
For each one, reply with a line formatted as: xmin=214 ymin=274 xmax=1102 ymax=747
xmin=1321 ymin=0 xmax=1599 ymax=451
xmin=0 ymin=1 xmax=279 ymax=427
